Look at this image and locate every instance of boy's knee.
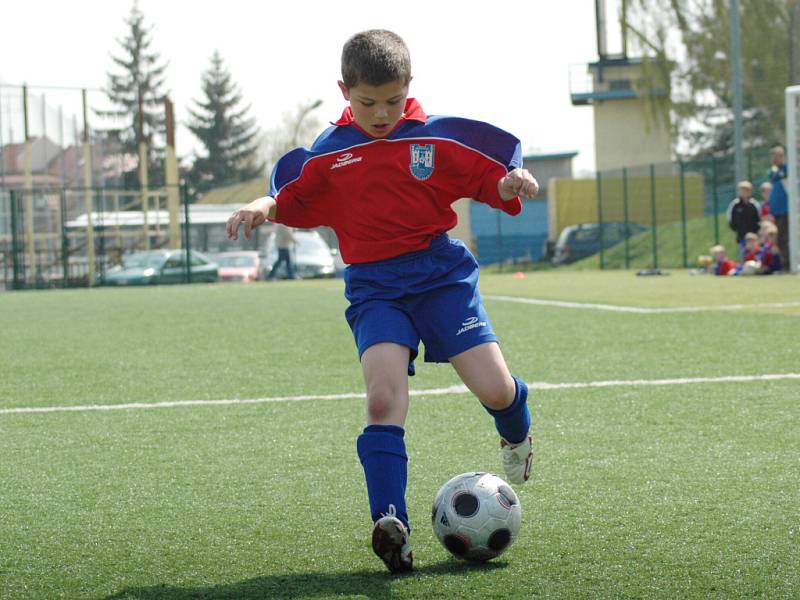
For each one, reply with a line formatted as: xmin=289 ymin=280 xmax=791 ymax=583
xmin=477 ymin=378 xmax=516 ymax=411
xmin=366 ymin=383 xmax=403 ymax=423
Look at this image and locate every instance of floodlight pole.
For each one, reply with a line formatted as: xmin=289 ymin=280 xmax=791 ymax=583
xmin=0 ymin=85 xmax=5 ymax=191
xmin=730 ymin=0 xmax=745 ymax=184
xmin=790 ymin=1 xmax=800 ymax=84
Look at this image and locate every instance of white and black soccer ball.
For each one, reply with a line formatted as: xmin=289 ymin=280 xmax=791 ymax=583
xmin=431 ymin=472 xmax=522 ymax=562
xmin=741 ymin=260 xmax=760 ymax=275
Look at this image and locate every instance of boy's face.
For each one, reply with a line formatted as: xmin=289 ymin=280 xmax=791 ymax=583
xmin=745 ymin=238 xmax=758 ymax=252
xmin=338 ymin=79 xmax=409 ymax=138
xmin=738 ymin=185 xmax=752 ymax=200
xmin=771 ymin=147 xmax=784 ymax=166
xmin=760 ymin=183 xmax=772 ymax=199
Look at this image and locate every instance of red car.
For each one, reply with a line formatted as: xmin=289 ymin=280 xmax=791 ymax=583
xmin=217 ymin=251 xmax=262 ymax=283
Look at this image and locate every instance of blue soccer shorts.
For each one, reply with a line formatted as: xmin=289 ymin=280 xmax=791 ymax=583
xmin=344 ymin=234 xmax=498 ymax=375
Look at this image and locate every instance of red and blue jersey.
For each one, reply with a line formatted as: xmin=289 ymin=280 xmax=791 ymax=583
xmin=742 ymin=244 xmax=761 ymax=262
xmin=268 ymin=99 xmax=523 ymax=263
xmin=758 ymin=242 xmax=783 ymax=274
xmin=715 ymin=258 xmax=737 ymax=276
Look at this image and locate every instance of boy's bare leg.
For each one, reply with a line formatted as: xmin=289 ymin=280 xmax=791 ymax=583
xmin=449 ymin=342 xmax=515 ymax=410
xmin=357 ymin=342 xmax=414 ymax=572
xmin=361 ymin=342 xmax=411 ymax=425
xmin=450 ymin=342 xmax=533 ymax=484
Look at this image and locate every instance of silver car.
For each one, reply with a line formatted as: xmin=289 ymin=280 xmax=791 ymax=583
xmin=262 ymin=229 xmax=336 ymax=279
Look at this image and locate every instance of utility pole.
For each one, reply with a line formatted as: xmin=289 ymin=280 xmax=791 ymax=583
xmin=82 ymin=89 xmax=95 ymax=286
xmin=164 ymin=96 xmax=180 ymax=249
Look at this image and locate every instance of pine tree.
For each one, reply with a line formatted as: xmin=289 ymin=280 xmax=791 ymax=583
xmin=187 ymin=51 xmax=263 ymax=192
xmin=99 ymin=2 xmax=168 ymax=185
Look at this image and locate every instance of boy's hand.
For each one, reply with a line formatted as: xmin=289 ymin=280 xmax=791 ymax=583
xmin=498 ymin=168 xmax=539 ymax=200
xmin=226 ymin=197 xmax=275 ymax=240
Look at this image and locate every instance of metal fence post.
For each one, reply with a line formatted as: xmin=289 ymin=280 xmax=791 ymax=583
xmin=495 ymin=210 xmax=503 ymax=271
xmin=649 ymin=164 xmax=658 ymax=269
xmin=747 ymin=149 xmax=753 ymax=182
xmin=622 ymin=167 xmax=630 ymax=269
xmin=9 ymin=189 xmax=23 ymax=289
xmin=679 ymin=161 xmax=688 ymax=268
xmin=596 ymin=171 xmax=605 ymax=269
xmin=711 ymin=156 xmax=720 ymax=244
xmin=95 ymin=189 xmax=105 ymax=283
xmin=182 ymin=182 xmax=192 ymax=283
xmin=60 ymin=188 xmax=69 ymax=287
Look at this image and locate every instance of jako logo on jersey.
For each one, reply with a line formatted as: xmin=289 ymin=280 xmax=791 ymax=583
xmin=331 ymin=152 xmax=363 ymax=170
xmin=409 ymin=143 xmax=435 ymax=180
xmin=456 ymin=316 xmax=487 ymax=336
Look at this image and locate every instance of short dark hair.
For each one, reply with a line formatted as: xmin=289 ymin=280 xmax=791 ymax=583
xmin=341 ymin=30 xmax=411 ymax=88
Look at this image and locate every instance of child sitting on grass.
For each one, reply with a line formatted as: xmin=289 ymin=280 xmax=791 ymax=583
xmin=710 ymin=245 xmax=738 ymax=276
xmin=758 ymin=223 xmax=783 ymax=274
xmin=739 ymin=232 xmax=761 ymax=275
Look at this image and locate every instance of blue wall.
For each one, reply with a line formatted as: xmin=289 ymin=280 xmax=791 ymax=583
xmin=470 ymin=199 xmax=548 ymax=265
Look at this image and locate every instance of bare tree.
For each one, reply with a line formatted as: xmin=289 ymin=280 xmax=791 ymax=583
xmin=260 ymin=100 xmax=323 ymax=176
xmin=626 ymin=0 xmax=794 ymax=157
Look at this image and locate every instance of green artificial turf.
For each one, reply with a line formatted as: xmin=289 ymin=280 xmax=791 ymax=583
xmin=1 ymin=273 xmax=798 ymax=599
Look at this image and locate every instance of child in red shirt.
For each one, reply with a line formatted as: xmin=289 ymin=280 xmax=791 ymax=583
xmin=711 ymin=245 xmax=737 ymax=276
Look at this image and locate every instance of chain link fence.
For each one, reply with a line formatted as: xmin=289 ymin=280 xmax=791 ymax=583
xmin=0 ymin=184 xmax=184 ymax=288
xmin=0 ymin=95 xmax=783 ymax=290
xmin=551 ymin=147 xmax=775 ymax=269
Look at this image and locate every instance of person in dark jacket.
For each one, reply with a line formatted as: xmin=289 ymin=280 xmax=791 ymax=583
xmin=726 ymin=180 xmax=761 ymax=248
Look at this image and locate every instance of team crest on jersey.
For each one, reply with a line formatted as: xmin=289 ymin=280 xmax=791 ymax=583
xmin=409 ymin=144 xmax=435 ymax=180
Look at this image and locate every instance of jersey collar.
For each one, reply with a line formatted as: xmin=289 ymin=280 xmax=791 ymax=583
xmin=332 ymin=98 xmax=427 ymax=127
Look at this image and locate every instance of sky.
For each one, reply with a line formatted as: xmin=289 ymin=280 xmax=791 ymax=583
xmin=0 ymin=0 xmax=601 ymax=174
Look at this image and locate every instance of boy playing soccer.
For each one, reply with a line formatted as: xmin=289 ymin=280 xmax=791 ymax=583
xmin=226 ymin=30 xmax=538 ymax=573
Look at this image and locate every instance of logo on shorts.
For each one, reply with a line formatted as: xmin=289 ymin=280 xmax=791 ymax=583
xmin=331 ymin=152 xmax=363 ymax=170
xmin=456 ymin=316 xmax=487 ymax=336
xmin=409 ymin=143 xmax=435 ymax=180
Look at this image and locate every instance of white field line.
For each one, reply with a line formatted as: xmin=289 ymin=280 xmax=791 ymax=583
xmin=2 ymin=374 xmax=799 ymax=416
xmin=484 ymin=295 xmax=800 ymax=314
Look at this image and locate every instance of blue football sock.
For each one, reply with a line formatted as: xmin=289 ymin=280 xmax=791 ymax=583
xmin=483 ymin=375 xmax=531 ymax=445
xmin=356 ymin=424 xmax=410 ymax=531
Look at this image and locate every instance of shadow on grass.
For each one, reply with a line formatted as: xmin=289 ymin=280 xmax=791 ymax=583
xmin=102 ymin=560 xmax=508 ymax=600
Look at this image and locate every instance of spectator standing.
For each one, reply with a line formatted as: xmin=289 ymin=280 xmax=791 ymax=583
xmin=768 ymin=145 xmax=789 ymax=268
xmin=267 ymin=224 xmax=298 ymax=280
xmin=758 ymin=181 xmax=773 ymax=220
xmin=726 ymin=181 xmax=761 ymax=251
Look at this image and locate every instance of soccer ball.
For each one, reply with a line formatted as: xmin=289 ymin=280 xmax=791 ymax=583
xmin=741 ymin=260 xmax=760 ymax=275
xmin=431 ymin=472 xmax=522 ymax=562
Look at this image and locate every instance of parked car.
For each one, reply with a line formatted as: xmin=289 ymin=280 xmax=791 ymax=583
xmin=262 ymin=230 xmax=336 ymax=279
xmin=102 ymin=250 xmax=218 ymax=285
xmin=217 ymin=251 xmax=261 ymax=283
xmin=553 ymin=222 xmax=648 ymax=265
